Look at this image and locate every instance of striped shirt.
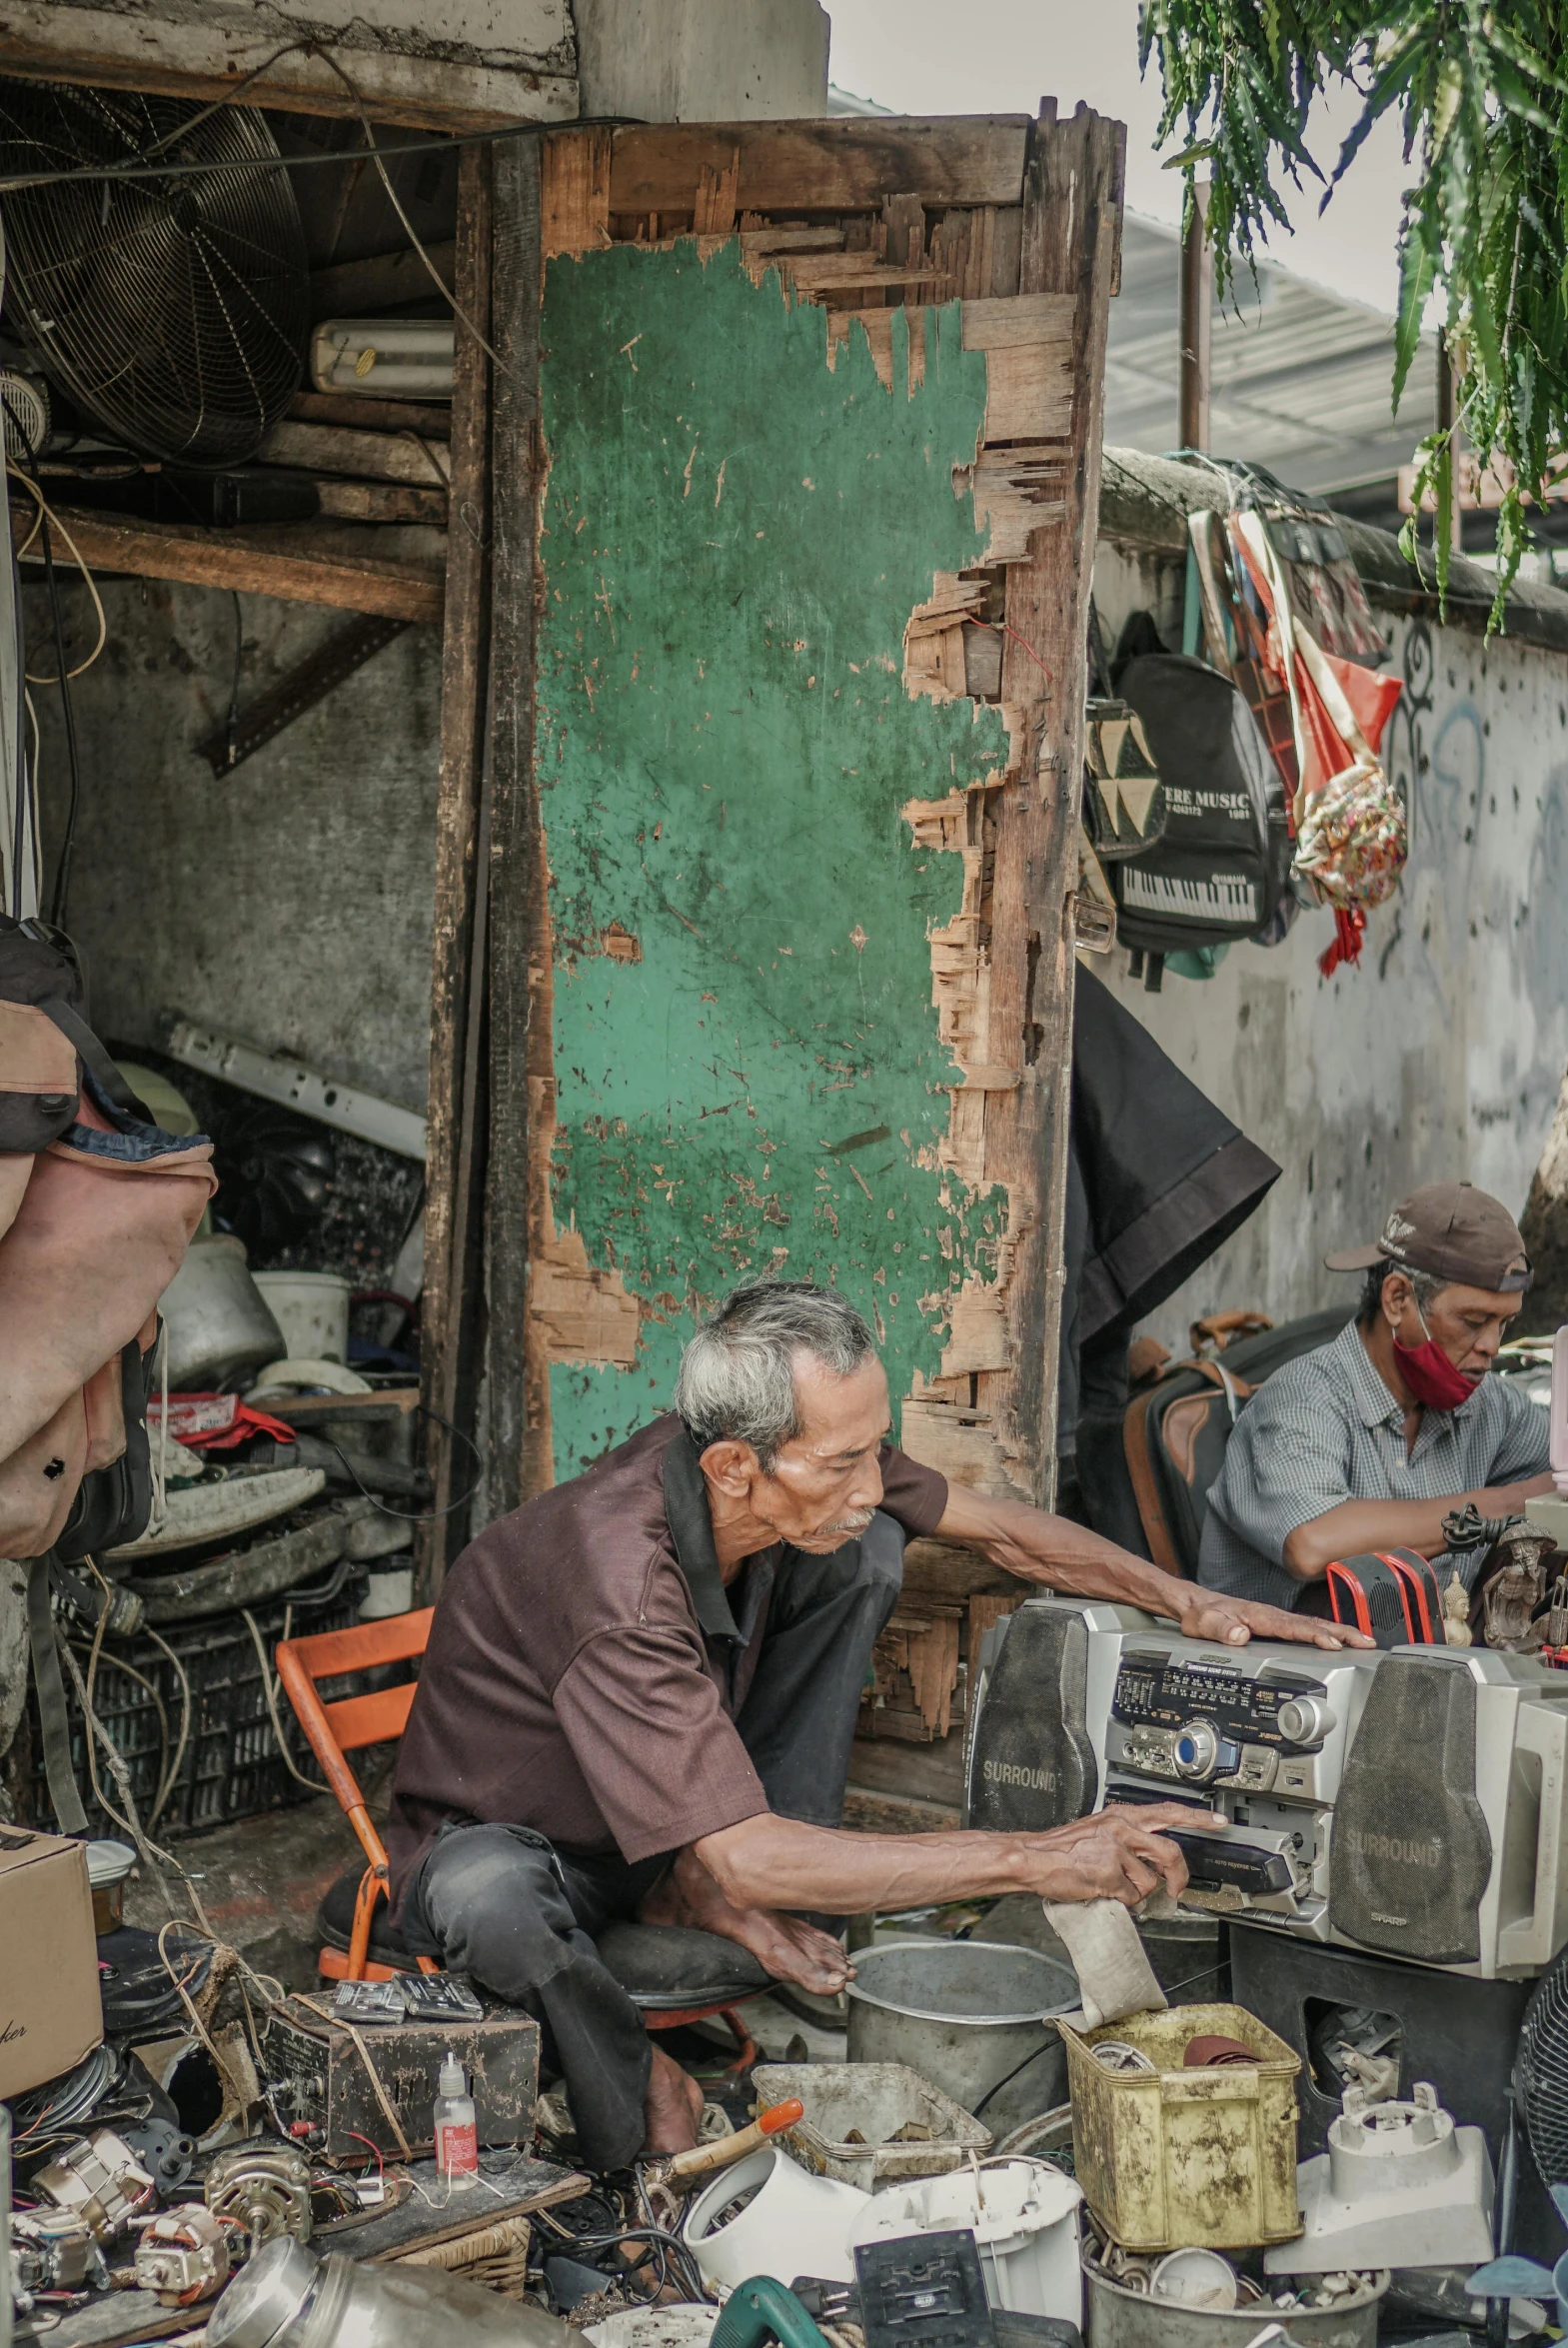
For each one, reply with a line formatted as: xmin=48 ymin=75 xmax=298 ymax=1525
xmin=1198 ymin=1317 xmax=1550 ymax=1609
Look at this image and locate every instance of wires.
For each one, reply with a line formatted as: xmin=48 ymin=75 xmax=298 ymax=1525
xmin=535 ymin=2192 xmax=711 ymax=2304
xmin=239 ymin=1604 xmax=329 ymax=1792
xmin=6 ymin=471 xmax=109 ymax=680
xmin=313 ymin=49 xmax=512 ymax=381
xmin=141 ymin=1620 xmax=193 ymax=1832
xmin=0 ymin=112 xmax=571 ymax=198
xmin=3 ymin=396 xmax=106 ymax=930
xmin=224 ymin=590 xmax=244 ymax=774
xmin=309 ymin=1402 xmax=482 ymax=1524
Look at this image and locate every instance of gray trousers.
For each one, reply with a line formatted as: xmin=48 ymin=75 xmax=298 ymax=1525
xmin=405 ymin=1512 xmax=904 ymax=2171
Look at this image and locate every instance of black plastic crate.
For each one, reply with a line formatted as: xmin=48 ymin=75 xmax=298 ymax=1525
xmin=28 ymin=1571 xmax=373 ymax=1838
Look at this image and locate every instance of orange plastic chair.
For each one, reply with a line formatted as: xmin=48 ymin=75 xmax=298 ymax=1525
xmin=275 ymin=1607 xmax=438 ymax=1982
xmin=276 ymin=1607 xmax=769 ymax=2061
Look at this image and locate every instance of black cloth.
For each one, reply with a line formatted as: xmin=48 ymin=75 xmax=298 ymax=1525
xmin=402 ymin=1511 xmax=906 ymax=2171
xmin=1059 ymin=968 xmax=1280 ymax=1453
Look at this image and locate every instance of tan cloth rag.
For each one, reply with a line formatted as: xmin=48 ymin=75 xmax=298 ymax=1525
xmin=1043 ymin=1897 xmax=1168 ymax=2029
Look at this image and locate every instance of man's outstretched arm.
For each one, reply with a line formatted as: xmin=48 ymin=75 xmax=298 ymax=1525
xmin=694 ymin=1799 xmax=1210 ymax=1920
xmin=933 ymin=1481 xmax=1374 ymax=1649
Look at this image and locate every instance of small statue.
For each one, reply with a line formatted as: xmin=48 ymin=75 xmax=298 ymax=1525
xmin=1544 ymin=1569 xmax=1568 ymax=1651
xmin=1443 ymin=1574 xmax=1472 ymax=1647
xmin=1479 ymin=1522 xmax=1555 ymax=1653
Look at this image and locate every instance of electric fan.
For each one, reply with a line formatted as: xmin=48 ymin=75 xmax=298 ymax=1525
xmin=0 ymin=78 xmax=308 ymax=466
xmin=1519 ymin=1942 xmax=1568 ymax=2186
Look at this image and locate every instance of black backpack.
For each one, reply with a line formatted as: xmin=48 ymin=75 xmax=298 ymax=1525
xmin=1079 ymin=1307 xmax=1353 ymax=1576
xmin=1108 ymin=654 xmax=1293 ymax=956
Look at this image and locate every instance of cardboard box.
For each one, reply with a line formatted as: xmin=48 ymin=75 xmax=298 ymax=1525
xmin=0 ymin=1826 xmax=103 ymax=2098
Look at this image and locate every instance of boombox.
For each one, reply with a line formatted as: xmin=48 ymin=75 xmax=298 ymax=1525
xmin=964 ymin=1597 xmax=1568 ymax=1980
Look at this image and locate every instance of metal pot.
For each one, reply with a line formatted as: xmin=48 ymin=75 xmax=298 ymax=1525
xmin=209 ymin=2236 xmax=570 ymax=2348
xmin=845 ymin=1939 xmax=1078 ymax=2135
xmin=1084 ymin=2263 xmax=1387 ymax=2348
xmin=159 ymin=1236 xmax=286 ymax=1389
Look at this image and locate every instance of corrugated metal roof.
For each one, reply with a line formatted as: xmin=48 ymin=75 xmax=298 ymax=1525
xmin=1106 ymin=212 xmax=1438 ymax=500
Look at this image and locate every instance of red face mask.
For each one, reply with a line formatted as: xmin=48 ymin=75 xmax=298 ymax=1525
xmin=1393 ymin=1305 xmax=1478 ymax=1412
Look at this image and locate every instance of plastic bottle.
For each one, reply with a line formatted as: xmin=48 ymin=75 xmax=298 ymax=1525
xmin=434 ymin=2049 xmax=479 ymax=2182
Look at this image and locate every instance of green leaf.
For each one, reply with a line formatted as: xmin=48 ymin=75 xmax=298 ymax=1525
xmin=1393 ymin=224 xmax=1437 ymax=414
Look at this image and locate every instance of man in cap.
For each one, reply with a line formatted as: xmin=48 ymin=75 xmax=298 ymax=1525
xmin=1199 ymin=1181 xmax=1552 ymax=1609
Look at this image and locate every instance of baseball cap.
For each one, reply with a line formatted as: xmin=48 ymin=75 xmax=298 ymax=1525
xmin=1325 ymin=1181 xmax=1532 ymax=1293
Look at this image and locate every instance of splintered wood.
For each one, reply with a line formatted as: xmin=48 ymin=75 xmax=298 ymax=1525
xmin=529 ymin=1227 xmax=641 ymax=1366
xmin=542 ymin=125 xmax=612 ymax=259
xmin=868 ymin=1609 xmax=963 ymax=1740
xmin=885 ymin=109 xmax=1122 ymax=1519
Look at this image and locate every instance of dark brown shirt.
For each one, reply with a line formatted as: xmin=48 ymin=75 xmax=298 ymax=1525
xmin=387 ymin=1413 xmax=947 ymax=1898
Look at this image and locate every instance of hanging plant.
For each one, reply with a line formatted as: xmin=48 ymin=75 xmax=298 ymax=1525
xmin=1138 ymin=1 xmax=1568 ymax=621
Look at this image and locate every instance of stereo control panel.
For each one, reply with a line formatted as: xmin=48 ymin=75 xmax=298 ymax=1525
xmin=1107 ymin=1645 xmax=1338 ymax=1796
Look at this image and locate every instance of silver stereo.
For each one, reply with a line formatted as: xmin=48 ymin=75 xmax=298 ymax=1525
xmin=965 ymin=1597 xmax=1568 ymax=1978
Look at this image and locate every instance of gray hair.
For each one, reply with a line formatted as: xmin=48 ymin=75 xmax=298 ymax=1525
xmin=674 ymin=1281 xmax=877 ymax=1470
xmin=1359 ymin=1261 xmax=1448 ymax=1327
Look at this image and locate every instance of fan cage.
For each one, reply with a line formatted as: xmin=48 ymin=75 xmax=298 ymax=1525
xmin=1518 ymin=1942 xmax=1568 ymax=2185
xmin=0 ymin=78 xmax=308 ymax=468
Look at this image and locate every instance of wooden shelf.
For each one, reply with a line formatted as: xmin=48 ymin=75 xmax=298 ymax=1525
xmin=12 ymin=504 xmax=444 ymax=622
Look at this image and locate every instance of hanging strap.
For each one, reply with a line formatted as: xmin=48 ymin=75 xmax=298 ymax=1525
xmin=35 ymin=994 xmax=154 ymax=1125
xmin=27 ymin=1550 xmax=88 ymax=1835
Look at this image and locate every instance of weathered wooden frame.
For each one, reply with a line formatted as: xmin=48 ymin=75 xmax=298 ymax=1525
xmin=420 ymin=109 xmax=1125 ymax=1694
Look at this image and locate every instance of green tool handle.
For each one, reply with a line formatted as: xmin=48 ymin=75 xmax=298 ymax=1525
xmin=710 ymin=2277 xmax=831 ymax=2348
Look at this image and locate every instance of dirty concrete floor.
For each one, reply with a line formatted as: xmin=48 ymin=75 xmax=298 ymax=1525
xmin=124 ymin=1790 xmax=364 ymax=1988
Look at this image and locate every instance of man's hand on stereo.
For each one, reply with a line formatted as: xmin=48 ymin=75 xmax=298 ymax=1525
xmin=1023 ymin=1801 xmax=1219 ymax=1907
xmin=1173 ymin=1589 xmax=1374 ymax=1651
xmin=932 ymin=1485 xmax=1374 ymax=1646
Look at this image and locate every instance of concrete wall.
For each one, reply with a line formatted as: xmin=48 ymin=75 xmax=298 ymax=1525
xmin=0 ymin=0 xmax=578 ymax=128
xmin=29 ymin=579 xmax=443 ymax=1117
xmin=8 ymin=0 xmax=831 ymax=128
xmin=1089 ymin=541 xmax=1568 ymax=1351
xmin=576 ymin=0 xmax=828 ymax=120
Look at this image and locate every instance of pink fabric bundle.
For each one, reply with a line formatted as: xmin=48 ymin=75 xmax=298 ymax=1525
xmin=0 ymin=1084 xmax=215 ymax=1556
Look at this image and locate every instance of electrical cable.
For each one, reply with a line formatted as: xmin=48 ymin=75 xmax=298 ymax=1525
xmin=78 ymin=1552 xmax=188 ymax=1829
xmin=142 ymin=1620 xmax=193 ymax=1830
xmin=8 ymin=479 xmax=30 ymax=919
xmin=309 ymin=1401 xmax=482 ymax=1522
xmin=16 ymin=682 xmax=39 ymax=919
xmin=313 ymin=49 xmax=511 ymax=379
xmin=52 ymin=1600 xmax=222 ymax=1951
xmin=5 ymin=470 xmax=110 ymax=678
xmin=224 ymin=590 xmax=244 ymax=774
xmin=67 ymin=1633 xmax=170 ymax=1825
xmin=0 ymin=110 xmax=626 ymax=196
xmin=2 ymin=401 xmax=100 ymax=928
xmin=563 ymin=2224 xmax=709 ymax=2304
xmin=238 ymin=1604 xmax=330 ymax=1793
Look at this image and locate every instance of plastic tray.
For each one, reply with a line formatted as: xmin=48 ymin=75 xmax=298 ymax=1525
xmin=753 ymin=2060 xmax=991 ymax=2188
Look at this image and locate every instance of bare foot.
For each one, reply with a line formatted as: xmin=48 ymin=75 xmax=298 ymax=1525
xmin=640 ymin=1847 xmax=852 ymax=1996
xmin=643 ymin=2044 xmax=704 ymax=2155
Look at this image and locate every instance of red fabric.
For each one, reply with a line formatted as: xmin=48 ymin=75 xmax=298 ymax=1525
xmin=148 ymin=1392 xmax=299 ymax=1450
xmin=1318 ymin=907 xmax=1366 ymax=977
xmin=1230 ymin=523 xmax=1402 ymax=799
xmin=1393 ymin=1335 xmax=1478 ymax=1413
xmin=1291 ymin=650 xmax=1403 ymax=801
xmin=1328 ymin=655 xmax=1402 ymax=755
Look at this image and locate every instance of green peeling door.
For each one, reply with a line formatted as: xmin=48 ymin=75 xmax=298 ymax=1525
xmin=512 ymin=111 xmax=1122 ymax=1505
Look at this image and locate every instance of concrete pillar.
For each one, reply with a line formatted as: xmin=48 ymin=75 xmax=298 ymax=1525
xmin=575 ymin=0 xmax=828 ymax=122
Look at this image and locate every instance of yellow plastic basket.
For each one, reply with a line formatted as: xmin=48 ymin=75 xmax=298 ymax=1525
xmin=1059 ymin=2001 xmax=1302 ymax=2251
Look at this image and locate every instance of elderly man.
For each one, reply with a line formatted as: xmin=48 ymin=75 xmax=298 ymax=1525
xmin=1200 ymin=1181 xmax=1553 ymax=1611
xmin=389 ymin=1281 xmax=1358 ymax=2171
